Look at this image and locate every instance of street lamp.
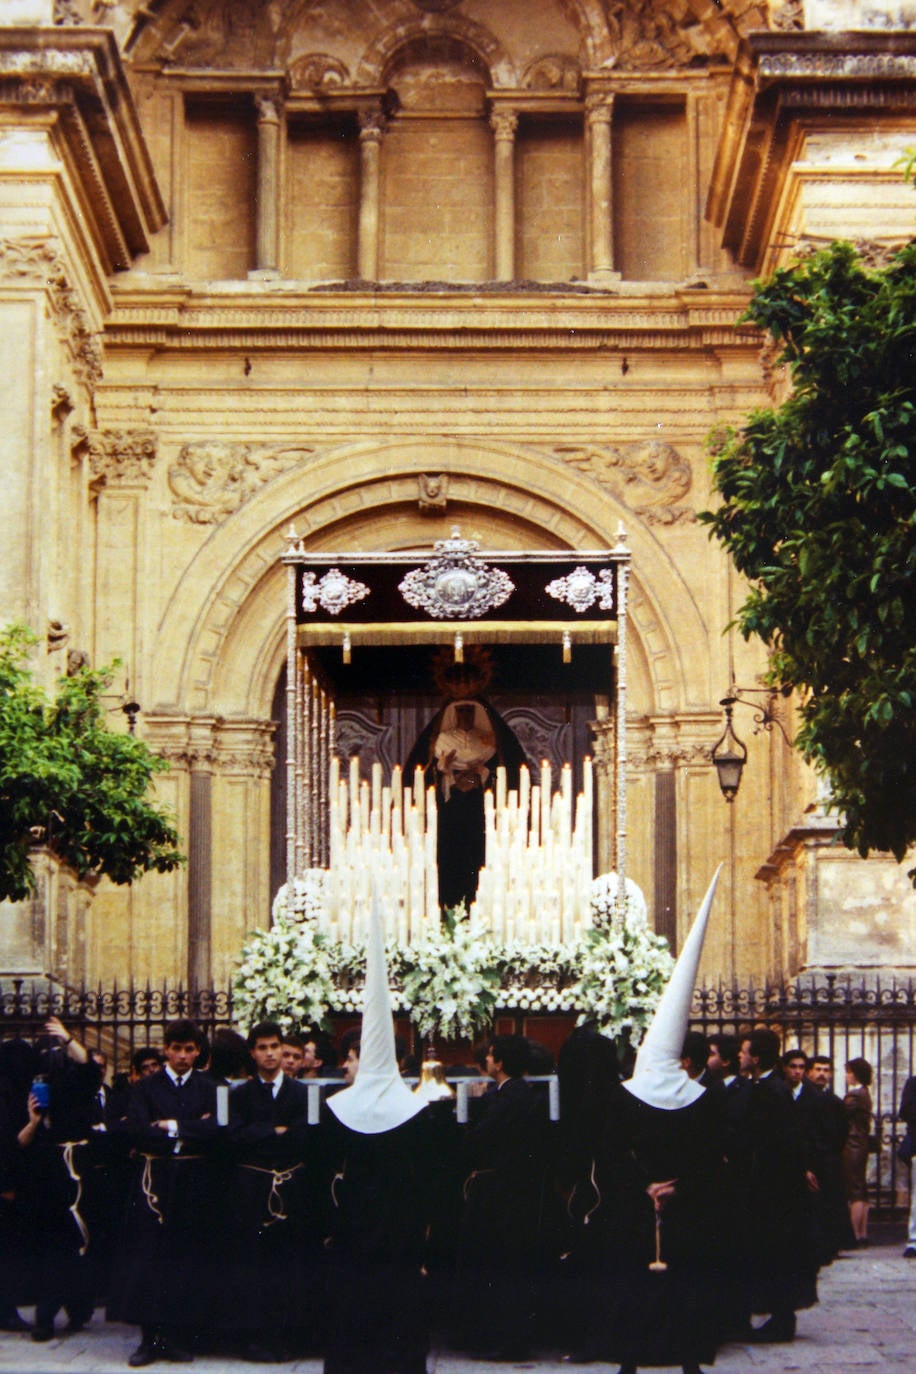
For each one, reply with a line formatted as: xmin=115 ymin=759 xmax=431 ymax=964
xmin=712 ymin=694 xmax=747 ymax=802
xmin=712 ymin=683 xmax=791 ymax=802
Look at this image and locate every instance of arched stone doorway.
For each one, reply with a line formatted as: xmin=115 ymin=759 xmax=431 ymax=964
xmin=142 ymin=442 xmax=715 ymax=987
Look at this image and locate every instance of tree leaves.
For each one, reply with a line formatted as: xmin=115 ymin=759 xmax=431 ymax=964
xmin=0 ymin=625 xmax=184 ymax=902
xmin=701 ymin=241 xmax=916 ymax=873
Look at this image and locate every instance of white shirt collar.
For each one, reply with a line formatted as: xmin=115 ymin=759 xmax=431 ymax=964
xmin=165 ymin=1065 xmax=189 ymax=1087
xmin=259 ymin=1071 xmax=284 ymax=1098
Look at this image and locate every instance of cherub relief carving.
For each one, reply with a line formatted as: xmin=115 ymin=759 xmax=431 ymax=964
xmin=552 ymin=439 xmax=695 ymax=524
xmin=168 ymin=441 xmax=314 ymax=523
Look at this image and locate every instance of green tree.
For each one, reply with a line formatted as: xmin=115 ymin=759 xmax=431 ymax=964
xmin=0 ymin=624 xmax=183 ymax=902
xmin=702 ymin=240 xmax=916 ymax=871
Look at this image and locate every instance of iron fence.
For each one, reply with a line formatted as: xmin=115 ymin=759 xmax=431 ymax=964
xmin=2 ymin=973 xmax=915 ymax=1210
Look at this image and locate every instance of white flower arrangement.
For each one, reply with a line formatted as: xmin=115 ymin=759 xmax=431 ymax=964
xmin=573 ymin=880 xmax=673 ymax=1045
xmin=233 ymin=874 xmax=674 ymax=1042
xmin=232 ymin=918 xmax=336 ymax=1035
xmin=270 ymin=870 xmax=328 ymax=925
xmin=400 ymin=910 xmax=501 ymax=1042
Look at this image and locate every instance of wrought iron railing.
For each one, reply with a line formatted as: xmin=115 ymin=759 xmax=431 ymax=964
xmin=2 ymin=972 xmax=914 ymax=1209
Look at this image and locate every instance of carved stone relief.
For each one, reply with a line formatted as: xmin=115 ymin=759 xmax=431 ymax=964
xmin=87 ymin=429 xmax=157 ymax=488
xmin=605 ymin=0 xmax=709 ymax=71
xmin=522 ymin=53 xmax=582 ymax=92
xmin=0 ymin=236 xmax=101 ymax=392
xmin=551 ymin=439 xmax=694 ymax=524
xmin=288 ymin=52 xmax=351 ymax=91
xmin=168 ymin=441 xmax=315 ymax=523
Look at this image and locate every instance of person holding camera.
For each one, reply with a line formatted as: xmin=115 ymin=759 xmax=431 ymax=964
xmin=16 ymin=1017 xmax=102 ymax=1342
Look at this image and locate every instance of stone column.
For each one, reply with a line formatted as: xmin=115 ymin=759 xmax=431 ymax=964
xmin=212 ymin=721 xmax=276 ymax=985
xmin=585 ymin=91 xmax=617 ymax=283
xmin=187 ymin=721 xmax=218 ymax=992
xmin=358 ymin=110 xmax=386 ymax=281
xmin=253 ymin=94 xmax=282 ymax=276
xmin=490 ymin=109 xmax=518 ymax=281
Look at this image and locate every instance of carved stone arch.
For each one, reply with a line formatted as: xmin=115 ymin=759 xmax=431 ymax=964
xmin=554 ymin=0 xmax=617 ymax=68
xmin=152 ymin=439 xmax=711 ymax=723
xmin=355 ymin=13 xmax=516 ymax=88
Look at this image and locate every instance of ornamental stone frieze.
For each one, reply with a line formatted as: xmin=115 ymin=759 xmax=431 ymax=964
xmin=86 ymin=429 xmax=157 ymax=488
xmin=215 ymin=723 xmax=276 ymax=780
xmin=0 ymin=237 xmax=102 ymax=392
xmin=550 ymin=439 xmax=694 ymax=525
xmin=606 ymin=0 xmax=725 ymax=71
xmin=288 ymin=53 xmax=351 ymax=92
xmin=168 ymin=441 xmax=316 ymax=524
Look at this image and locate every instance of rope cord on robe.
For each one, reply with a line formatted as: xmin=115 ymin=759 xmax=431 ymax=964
xmin=56 ymin=1140 xmax=91 ymax=1256
xmin=138 ymin=1152 xmax=205 ymax=1225
xmin=239 ymin=1161 xmax=304 ymax=1227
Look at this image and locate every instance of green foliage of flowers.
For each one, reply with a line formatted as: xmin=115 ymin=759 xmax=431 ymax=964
xmin=701 ymin=241 xmax=916 ymax=872
xmin=400 ymin=906 xmax=501 ymax=1041
xmin=574 ymin=879 xmax=674 ymax=1043
xmin=0 ymin=624 xmax=183 ymax=902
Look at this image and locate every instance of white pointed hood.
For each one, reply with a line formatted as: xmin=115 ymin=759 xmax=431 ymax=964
xmin=327 ymin=887 xmax=426 ymax=1135
xmin=624 ymin=865 xmax=722 ymax=1111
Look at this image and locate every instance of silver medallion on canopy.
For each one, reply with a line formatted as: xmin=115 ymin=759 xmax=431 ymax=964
xmin=301 ymin=568 xmax=370 ymax=616
xmin=545 ymin=566 xmax=615 ymax=614
xmin=398 ymin=531 xmax=515 ymax=619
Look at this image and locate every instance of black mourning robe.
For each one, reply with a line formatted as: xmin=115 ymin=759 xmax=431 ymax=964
xmin=322 ymin=1105 xmax=448 ymax=1374
xmin=107 ymin=1067 xmax=220 ymax=1333
xmin=404 ymin=696 xmax=526 ymax=910
xmin=221 ymin=1074 xmax=321 ymax=1347
xmin=599 ymin=1090 xmax=727 ymax=1368
xmin=455 ymin=1075 xmax=550 ymax=1354
xmin=20 ymin=1050 xmax=102 ymax=1325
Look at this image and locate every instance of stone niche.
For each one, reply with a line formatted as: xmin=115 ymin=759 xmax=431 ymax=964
xmin=757 ymin=812 xmax=916 ymax=976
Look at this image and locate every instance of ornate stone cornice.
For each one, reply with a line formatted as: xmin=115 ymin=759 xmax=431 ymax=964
xmin=0 ymin=236 xmax=102 ymax=391
xmin=142 ymin=714 xmax=275 ymax=778
xmin=216 ymin=722 xmax=276 ymax=780
xmin=0 ymin=30 xmax=166 ymax=270
xmin=709 ymin=32 xmax=916 ymax=272
xmin=627 ymin=713 xmax=721 ymax=771
xmin=87 ymin=428 xmax=157 ymax=488
xmin=551 ymin=439 xmax=694 ymax=525
xmin=168 ymin=440 xmax=316 ymax=523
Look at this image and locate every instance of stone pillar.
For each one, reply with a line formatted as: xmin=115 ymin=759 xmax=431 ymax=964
xmin=87 ymin=431 xmax=157 ymax=679
xmin=490 ymin=109 xmax=518 ymax=281
xmin=585 ymin=91 xmax=618 ymax=283
xmin=187 ymin=722 xmax=218 ymax=992
xmin=358 ymin=111 xmax=386 ymax=281
xmin=253 ymin=94 xmax=282 ymax=276
xmin=211 ymin=721 xmax=276 ymax=985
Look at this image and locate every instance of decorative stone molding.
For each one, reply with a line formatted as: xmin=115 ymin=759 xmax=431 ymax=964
xmin=796 ymin=237 xmax=913 ymax=270
xmin=168 ymin=441 xmax=315 ymax=524
xmin=51 ymin=383 xmax=74 ymax=423
xmin=607 ymin=0 xmax=710 ymax=71
xmin=88 ymin=429 xmax=157 ymax=489
xmin=215 ymin=722 xmax=276 ymax=780
xmin=522 ymin=54 xmax=581 ymax=93
xmin=627 ymin=714 xmax=720 ymax=771
xmin=288 ymin=53 xmax=351 ymax=91
xmin=489 ymin=109 xmax=519 ymax=141
xmin=551 ymin=440 xmax=694 ymax=525
xmin=590 ymin=717 xmax=616 ymax=778
xmin=0 ymin=236 xmax=102 ymax=392
xmin=357 ymin=109 xmax=387 ymax=144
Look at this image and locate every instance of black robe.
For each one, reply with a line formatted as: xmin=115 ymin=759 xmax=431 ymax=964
xmin=107 ymin=1068 xmax=220 ymax=1333
xmin=456 ymin=1075 xmax=550 ymax=1353
xmin=322 ymin=1105 xmax=448 ymax=1374
xmin=222 ymin=1074 xmax=321 ymax=1347
xmin=596 ymin=1090 xmax=726 ymax=1368
xmin=404 ymin=695 xmax=525 ymax=910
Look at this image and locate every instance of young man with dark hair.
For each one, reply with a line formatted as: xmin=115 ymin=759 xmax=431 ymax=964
xmin=736 ymin=1030 xmax=817 ymax=1344
xmin=224 ymin=1021 xmax=317 ymax=1362
xmin=108 ymin=1019 xmax=219 ymax=1367
xmin=280 ymin=1034 xmax=306 ymax=1079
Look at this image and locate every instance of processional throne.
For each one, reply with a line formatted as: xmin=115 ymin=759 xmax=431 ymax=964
xmin=280 ymin=528 xmax=631 ymax=945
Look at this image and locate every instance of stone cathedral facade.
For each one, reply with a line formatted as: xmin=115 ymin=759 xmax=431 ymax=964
xmin=1 ymin=0 xmax=914 ymax=992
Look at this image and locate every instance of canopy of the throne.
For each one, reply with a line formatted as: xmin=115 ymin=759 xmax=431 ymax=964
xmin=281 ymin=528 xmax=630 ymax=945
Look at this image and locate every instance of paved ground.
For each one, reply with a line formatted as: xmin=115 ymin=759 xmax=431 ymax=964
xmin=1 ymin=1221 xmax=912 ymax=1373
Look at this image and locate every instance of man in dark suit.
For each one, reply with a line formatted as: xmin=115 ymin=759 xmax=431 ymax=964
xmin=898 ymin=1073 xmax=916 ymax=1258
xmin=457 ymin=1034 xmax=549 ymax=1361
xmin=803 ymin=1053 xmax=853 ymax=1258
xmin=735 ymin=1030 xmax=817 ymax=1343
xmin=107 ymin=1018 xmax=219 ymax=1367
xmin=226 ymin=1020 xmax=318 ymax=1361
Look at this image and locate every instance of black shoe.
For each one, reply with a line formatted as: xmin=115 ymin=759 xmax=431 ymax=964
xmin=750 ymin=1313 xmax=796 ymax=1343
xmin=154 ymin=1338 xmax=193 ymax=1363
xmin=31 ymin=1325 xmax=55 ymax=1343
xmin=128 ymin=1342 xmax=158 ymax=1368
xmin=242 ymin=1342 xmax=280 ymax=1364
xmin=903 ymin=1245 xmax=916 ymax=1257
